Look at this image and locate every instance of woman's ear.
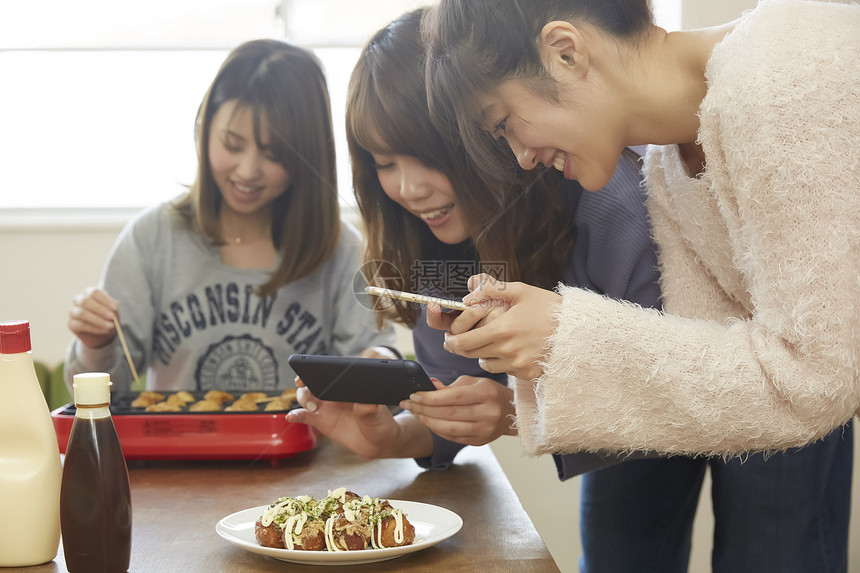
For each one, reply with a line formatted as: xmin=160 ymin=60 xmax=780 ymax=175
xmin=539 ymin=21 xmax=590 ymax=80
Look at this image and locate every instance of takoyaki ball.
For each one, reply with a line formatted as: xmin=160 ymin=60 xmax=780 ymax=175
xmin=203 ymin=390 xmax=234 ymax=405
xmin=374 ymin=512 xmax=415 ymax=548
xmin=131 ymin=391 xmax=163 ymax=408
xmin=255 ymin=518 xmax=284 ymax=549
xmin=376 ymin=500 xmax=393 ymax=512
xmin=166 ymin=391 xmax=194 ymax=406
xmin=333 ymin=491 xmax=362 ymax=514
xmin=289 ymin=521 xmax=326 ymax=551
xmin=144 ymin=401 xmax=181 ymax=412
xmin=224 ymin=399 xmax=257 ymax=412
xmin=189 ymin=399 xmax=221 ymax=412
xmin=264 ymin=397 xmax=292 ymax=411
xmin=280 ymin=388 xmax=298 ymax=402
xmin=240 ymin=392 xmax=268 ymax=402
xmin=328 ymin=514 xmax=370 ymax=551
xmin=174 ymin=390 xmax=194 ymax=402
xmin=165 ymin=393 xmax=189 ymax=407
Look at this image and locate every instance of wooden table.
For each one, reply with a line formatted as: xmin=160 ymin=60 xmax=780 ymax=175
xmin=17 ymin=438 xmax=559 ymax=572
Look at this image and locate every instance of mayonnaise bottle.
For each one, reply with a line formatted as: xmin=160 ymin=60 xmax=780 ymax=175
xmin=0 ymin=320 xmax=62 ymax=566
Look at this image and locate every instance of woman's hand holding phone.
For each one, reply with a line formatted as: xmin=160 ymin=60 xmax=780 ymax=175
xmin=399 ymin=375 xmax=517 ymax=446
xmin=286 ymin=343 xmax=438 ymax=459
xmin=427 ymin=273 xmax=562 ymax=381
xmin=287 ymin=378 xmax=406 ymax=459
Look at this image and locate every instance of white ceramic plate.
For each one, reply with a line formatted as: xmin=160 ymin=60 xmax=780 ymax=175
xmin=216 ymin=500 xmax=463 ymax=566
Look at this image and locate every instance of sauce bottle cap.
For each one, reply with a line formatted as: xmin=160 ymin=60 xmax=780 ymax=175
xmin=0 ymin=320 xmax=31 ymax=354
xmin=73 ymin=372 xmax=113 ymax=406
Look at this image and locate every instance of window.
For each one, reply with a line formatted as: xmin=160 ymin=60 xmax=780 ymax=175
xmin=1 ymin=0 xmax=680 ymax=213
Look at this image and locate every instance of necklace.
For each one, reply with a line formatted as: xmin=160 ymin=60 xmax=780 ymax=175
xmin=223 ymin=233 xmax=268 ymax=245
xmin=220 ymin=217 xmax=270 ymax=246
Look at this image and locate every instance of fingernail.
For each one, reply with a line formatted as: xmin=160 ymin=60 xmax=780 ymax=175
xmin=408 ymin=393 xmax=420 ymax=403
xmin=306 ymin=401 xmax=318 ymax=413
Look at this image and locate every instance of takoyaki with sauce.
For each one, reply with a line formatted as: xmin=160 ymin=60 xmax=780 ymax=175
xmin=255 ymin=496 xmax=313 ymax=549
xmin=283 ymin=515 xmax=327 ymax=551
xmin=255 ymin=489 xmax=417 ymax=552
xmin=325 ymin=510 xmax=371 ymax=551
xmin=371 ymin=506 xmax=415 ymax=548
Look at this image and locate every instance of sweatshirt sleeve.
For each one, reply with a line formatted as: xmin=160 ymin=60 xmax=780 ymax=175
xmin=64 ymin=206 xmax=162 ymax=394
xmin=515 ymin=3 xmax=860 ymax=456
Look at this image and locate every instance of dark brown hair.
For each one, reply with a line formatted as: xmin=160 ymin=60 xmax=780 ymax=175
xmin=347 ymin=9 xmax=576 ymax=328
xmin=173 ymin=39 xmax=340 ymax=296
xmin=423 ymin=0 xmax=653 ymax=180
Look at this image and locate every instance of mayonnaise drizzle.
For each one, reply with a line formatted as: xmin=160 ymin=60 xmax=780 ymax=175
xmin=371 ymin=521 xmax=382 ymax=549
xmin=370 ymin=508 xmax=405 ymax=548
xmin=393 ymin=510 xmax=404 ymax=544
xmin=324 ymin=515 xmax=343 ymax=552
xmin=283 ymin=513 xmax=308 ymax=550
xmin=261 ymin=498 xmax=297 ymax=527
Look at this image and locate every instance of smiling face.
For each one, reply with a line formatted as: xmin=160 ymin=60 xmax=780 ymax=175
xmin=371 ymin=152 xmax=470 ymax=245
xmin=483 ymin=76 xmax=625 ymax=192
xmin=208 ymin=99 xmax=291 ymax=219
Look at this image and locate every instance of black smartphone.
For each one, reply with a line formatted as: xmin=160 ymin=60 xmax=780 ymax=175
xmin=288 ymin=354 xmax=436 ymax=406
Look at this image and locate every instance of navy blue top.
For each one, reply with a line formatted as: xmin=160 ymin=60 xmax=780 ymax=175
xmin=411 ymin=148 xmax=663 ymax=480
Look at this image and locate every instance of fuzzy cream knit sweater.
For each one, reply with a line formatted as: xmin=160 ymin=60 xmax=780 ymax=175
xmin=514 ymin=0 xmax=860 ymax=457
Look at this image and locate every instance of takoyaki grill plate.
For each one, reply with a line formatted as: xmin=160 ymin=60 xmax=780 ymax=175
xmin=216 ymin=501 xmax=463 ymax=565
xmin=51 ymin=390 xmax=316 ymax=461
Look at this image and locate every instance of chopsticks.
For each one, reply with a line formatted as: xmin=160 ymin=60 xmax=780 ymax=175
xmin=112 ymin=314 xmax=140 ymax=386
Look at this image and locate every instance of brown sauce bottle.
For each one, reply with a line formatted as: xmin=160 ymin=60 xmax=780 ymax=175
xmin=60 ymin=373 xmax=132 ymax=573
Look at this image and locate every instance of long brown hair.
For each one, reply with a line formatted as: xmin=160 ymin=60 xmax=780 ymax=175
xmin=347 ymin=9 xmax=576 ymax=328
xmin=422 ymin=0 xmax=653 ymax=181
xmin=173 ymin=39 xmax=340 ymax=296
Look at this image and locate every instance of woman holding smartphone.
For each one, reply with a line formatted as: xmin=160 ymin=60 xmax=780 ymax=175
xmin=418 ymin=2 xmax=855 ymax=570
xmin=421 ymin=0 xmax=859 ymax=455
xmin=281 ymin=10 xmax=851 ymax=571
xmin=289 ymin=9 xmax=657 ymax=465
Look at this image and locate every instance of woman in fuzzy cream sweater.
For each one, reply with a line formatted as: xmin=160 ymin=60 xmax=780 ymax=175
xmin=415 ymin=0 xmax=860 ymax=459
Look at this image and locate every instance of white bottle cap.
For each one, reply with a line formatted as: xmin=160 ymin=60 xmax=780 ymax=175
xmin=73 ymin=372 xmax=113 ymax=406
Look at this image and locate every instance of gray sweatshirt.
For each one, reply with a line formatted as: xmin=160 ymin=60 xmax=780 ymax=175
xmin=65 ymin=202 xmax=394 ymax=394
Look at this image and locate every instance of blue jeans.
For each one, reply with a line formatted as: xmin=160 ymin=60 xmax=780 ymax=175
xmin=579 ymin=421 xmax=853 ymax=573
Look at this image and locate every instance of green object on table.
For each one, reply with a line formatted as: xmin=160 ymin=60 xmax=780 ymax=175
xmin=48 ymin=363 xmax=73 ymax=410
xmin=47 ymin=363 xmax=146 ymax=408
xmin=131 ymin=373 xmax=146 ymax=392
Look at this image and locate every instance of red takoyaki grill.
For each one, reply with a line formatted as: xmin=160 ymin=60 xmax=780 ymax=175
xmin=51 ymin=390 xmax=316 ymax=462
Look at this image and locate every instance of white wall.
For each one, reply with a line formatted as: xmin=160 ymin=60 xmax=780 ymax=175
xmin=1 ymin=219 xmax=119 ymax=362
